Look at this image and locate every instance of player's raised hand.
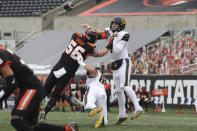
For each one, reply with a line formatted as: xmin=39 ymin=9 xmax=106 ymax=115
xmin=81 ymin=24 xmax=90 ymax=29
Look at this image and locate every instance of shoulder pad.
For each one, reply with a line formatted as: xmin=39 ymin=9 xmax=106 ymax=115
xmin=121 ymin=33 xmax=130 ymax=41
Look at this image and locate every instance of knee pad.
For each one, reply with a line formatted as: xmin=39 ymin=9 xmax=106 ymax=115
xmin=11 ymin=119 xmax=20 ymax=128
xmin=10 ymin=119 xmax=33 ymax=131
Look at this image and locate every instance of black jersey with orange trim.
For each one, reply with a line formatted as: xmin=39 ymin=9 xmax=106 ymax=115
xmin=60 ymin=32 xmax=96 ymax=67
xmin=0 ymin=47 xmax=34 ymax=87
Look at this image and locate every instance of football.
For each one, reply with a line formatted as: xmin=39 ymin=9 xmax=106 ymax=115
xmin=64 ymin=1 xmax=74 ymax=11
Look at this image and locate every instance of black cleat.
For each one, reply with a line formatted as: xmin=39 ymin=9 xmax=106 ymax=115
xmin=39 ymin=110 xmax=46 ymax=123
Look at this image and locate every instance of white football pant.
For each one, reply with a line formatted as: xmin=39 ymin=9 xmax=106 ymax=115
xmin=113 ymin=58 xmax=142 ymax=118
xmin=84 ymin=83 xmax=108 ymax=125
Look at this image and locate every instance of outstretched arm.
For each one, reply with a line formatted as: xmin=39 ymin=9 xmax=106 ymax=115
xmin=90 ymin=48 xmax=109 ymax=57
xmin=89 ymin=40 xmax=112 ymax=58
xmin=81 ymin=24 xmax=104 ymax=34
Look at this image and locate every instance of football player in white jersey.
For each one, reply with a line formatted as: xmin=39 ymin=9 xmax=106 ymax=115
xmin=81 ymin=16 xmax=144 ymax=125
xmin=71 ymin=55 xmax=108 ymax=128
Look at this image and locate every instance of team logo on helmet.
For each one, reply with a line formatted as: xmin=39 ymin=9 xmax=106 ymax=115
xmin=122 ymin=18 xmax=126 ymax=25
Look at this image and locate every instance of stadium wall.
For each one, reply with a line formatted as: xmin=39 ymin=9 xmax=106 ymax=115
xmin=0 ymin=14 xmax=197 ymax=41
xmin=54 ymin=15 xmax=197 ymax=30
xmin=104 ymin=75 xmax=197 ymax=108
xmin=0 ymin=14 xmax=197 ymax=38
xmin=0 ymin=17 xmax=42 ymax=39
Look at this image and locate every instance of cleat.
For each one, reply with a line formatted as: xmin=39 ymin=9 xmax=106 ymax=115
xmin=114 ymin=117 xmax=128 ymax=125
xmin=89 ymin=107 xmax=103 ymax=117
xmin=39 ymin=110 xmax=46 ymax=123
xmin=95 ymin=114 xmax=104 ymax=128
xmin=69 ymin=122 xmax=78 ymax=131
xmin=131 ymin=110 xmax=144 ymax=120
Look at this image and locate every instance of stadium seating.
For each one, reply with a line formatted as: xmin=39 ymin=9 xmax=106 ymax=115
xmin=0 ymin=0 xmax=68 ymax=16
xmin=131 ymin=33 xmax=197 ymax=75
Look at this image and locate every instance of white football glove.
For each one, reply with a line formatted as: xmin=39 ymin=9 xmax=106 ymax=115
xmin=71 ymin=96 xmax=84 ymax=107
xmin=0 ymin=90 xmax=5 ymax=99
xmin=76 ymin=55 xmax=86 ymax=67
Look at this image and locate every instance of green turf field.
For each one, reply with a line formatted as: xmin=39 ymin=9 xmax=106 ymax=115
xmin=0 ymin=107 xmax=197 ymax=131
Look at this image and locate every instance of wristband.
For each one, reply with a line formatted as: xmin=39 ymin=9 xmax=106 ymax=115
xmin=106 ymin=44 xmax=112 ymax=50
xmin=80 ymin=62 xmax=86 ymax=67
xmin=79 ymin=61 xmax=86 ymax=67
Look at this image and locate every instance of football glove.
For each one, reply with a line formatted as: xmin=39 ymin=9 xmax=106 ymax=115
xmin=71 ymin=96 xmax=84 ymax=107
xmin=76 ymin=55 xmax=86 ymax=67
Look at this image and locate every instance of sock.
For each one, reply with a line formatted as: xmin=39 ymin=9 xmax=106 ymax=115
xmin=124 ymin=86 xmax=142 ymax=111
xmin=11 ymin=119 xmax=33 ymax=131
xmin=34 ymin=123 xmax=71 ymax=131
xmin=45 ymin=97 xmax=57 ymax=114
xmin=45 ymin=105 xmax=52 ymax=115
xmin=116 ymin=90 xmax=127 ymax=118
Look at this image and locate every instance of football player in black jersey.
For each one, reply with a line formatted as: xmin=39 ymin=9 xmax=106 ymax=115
xmin=0 ymin=46 xmax=78 ymax=131
xmin=40 ymin=28 xmax=109 ymax=122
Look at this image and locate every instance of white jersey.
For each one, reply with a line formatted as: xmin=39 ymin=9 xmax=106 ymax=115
xmin=105 ymin=27 xmax=130 ymax=61
xmin=84 ymin=71 xmax=108 ymax=125
xmin=86 ymin=71 xmax=105 ymax=89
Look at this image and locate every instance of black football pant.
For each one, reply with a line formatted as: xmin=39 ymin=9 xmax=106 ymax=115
xmin=44 ymin=68 xmax=72 ymax=115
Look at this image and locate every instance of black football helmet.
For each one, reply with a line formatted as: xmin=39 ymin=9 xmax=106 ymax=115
xmin=84 ymin=29 xmax=98 ymax=44
xmin=110 ymin=16 xmax=126 ymax=32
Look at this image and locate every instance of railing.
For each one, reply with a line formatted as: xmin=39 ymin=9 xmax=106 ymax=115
xmin=15 ymin=30 xmax=43 ymax=50
xmin=181 ymin=63 xmax=197 ymax=75
xmin=174 ymin=30 xmax=182 ymax=42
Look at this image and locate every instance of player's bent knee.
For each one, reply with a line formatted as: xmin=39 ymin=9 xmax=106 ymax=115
xmin=84 ymin=104 xmax=97 ymax=110
xmin=11 ymin=118 xmax=22 ymax=129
